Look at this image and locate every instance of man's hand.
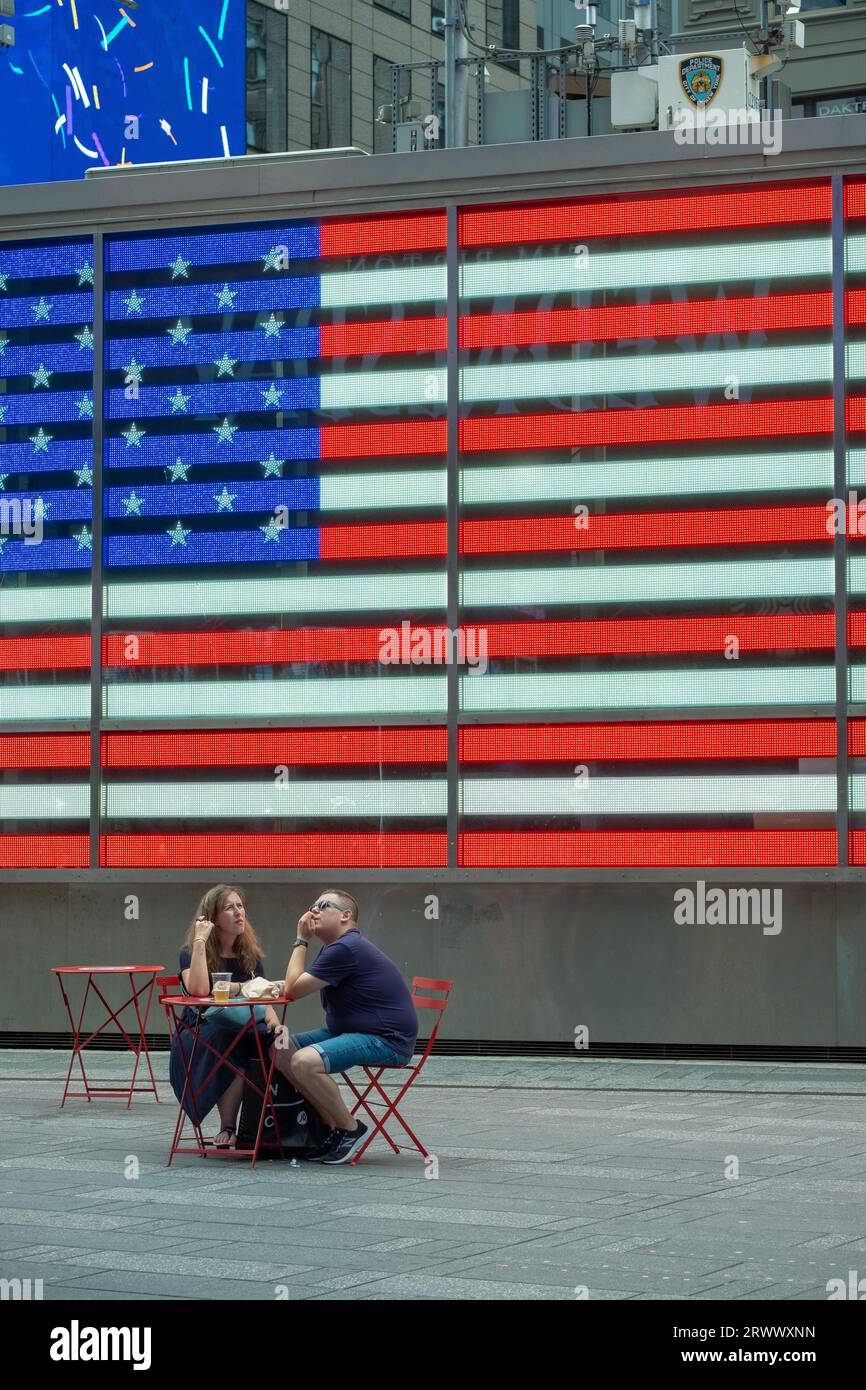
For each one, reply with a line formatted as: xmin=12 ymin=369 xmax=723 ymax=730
xmin=296 ymin=911 xmax=315 ymax=941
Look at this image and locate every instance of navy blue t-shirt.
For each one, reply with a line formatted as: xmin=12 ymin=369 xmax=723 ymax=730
xmin=308 ymin=930 xmax=417 ymax=1057
xmin=178 ymin=950 xmax=265 ymax=994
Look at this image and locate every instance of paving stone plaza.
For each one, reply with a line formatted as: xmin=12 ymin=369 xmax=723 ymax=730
xmin=1 ymin=1051 xmax=864 ymax=1303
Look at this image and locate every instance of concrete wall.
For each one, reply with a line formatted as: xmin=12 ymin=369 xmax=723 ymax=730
xmin=8 ymin=878 xmax=866 ymax=1044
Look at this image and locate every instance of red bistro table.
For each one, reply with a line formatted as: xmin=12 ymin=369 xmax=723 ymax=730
xmin=162 ymin=994 xmax=293 ymax=1167
xmin=51 ymin=965 xmax=165 ymax=1108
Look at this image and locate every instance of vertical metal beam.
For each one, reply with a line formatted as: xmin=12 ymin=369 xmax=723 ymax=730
xmin=559 ymin=54 xmax=567 ymax=139
xmin=446 ymin=204 xmax=460 ymax=869
xmin=476 ymin=59 xmax=485 ymax=147
xmin=89 ymin=231 xmax=105 ymax=870
xmin=832 ymin=174 xmax=849 ymax=867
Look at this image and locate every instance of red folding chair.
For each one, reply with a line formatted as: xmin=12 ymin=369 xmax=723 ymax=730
xmin=340 ymin=976 xmax=453 ymax=1164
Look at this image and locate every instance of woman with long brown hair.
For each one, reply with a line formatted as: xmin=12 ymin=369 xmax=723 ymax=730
xmin=168 ymin=884 xmax=279 ymax=1148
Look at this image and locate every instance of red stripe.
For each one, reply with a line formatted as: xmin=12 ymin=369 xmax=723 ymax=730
xmin=848 ymin=397 xmax=866 ymax=432
xmin=320 ymin=213 xmax=447 ymax=258
xmin=482 ymin=614 xmax=835 ymax=658
xmin=462 ymin=505 xmax=834 ymax=555
xmin=848 ymin=831 xmax=866 ymax=864
xmin=0 ymin=636 xmax=90 ymax=671
xmin=102 ymin=613 xmax=835 ymax=671
xmin=0 ymin=836 xmax=88 ymax=868
xmin=322 ymin=419 xmax=446 ymax=459
xmin=100 ymin=833 xmax=447 ymax=868
xmin=461 ymin=398 xmax=835 ymax=453
xmin=320 ymin=520 xmax=446 ymax=560
xmin=460 ymin=830 xmax=837 ymax=867
xmin=319 ymin=290 xmax=863 ymax=359
xmin=461 ymin=720 xmax=836 ymax=763
xmin=845 ymin=178 xmax=866 ymax=220
xmin=461 ymin=292 xmax=834 ymax=349
xmin=321 ymin=318 xmax=446 ymax=357
xmin=846 ymin=717 xmax=866 ymax=757
xmin=0 ymin=734 xmax=89 ymax=769
xmin=459 ymin=182 xmax=831 ymax=248
xmin=102 ymin=728 xmax=446 ymax=767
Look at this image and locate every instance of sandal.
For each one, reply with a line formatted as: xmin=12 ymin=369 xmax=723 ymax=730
xmin=213 ymin=1125 xmax=236 ymax=1149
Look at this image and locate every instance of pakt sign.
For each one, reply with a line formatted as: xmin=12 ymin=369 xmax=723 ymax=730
xmin=49 ymin=1320 xmax=152 ymax=1371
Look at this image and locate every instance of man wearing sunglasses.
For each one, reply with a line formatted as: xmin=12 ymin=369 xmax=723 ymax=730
xmin=272 ymin=890 xmax=418 ymax=1165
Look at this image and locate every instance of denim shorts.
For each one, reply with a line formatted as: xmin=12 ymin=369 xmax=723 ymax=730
xmin=291 ymin=1025 xmax=411 ymax=1074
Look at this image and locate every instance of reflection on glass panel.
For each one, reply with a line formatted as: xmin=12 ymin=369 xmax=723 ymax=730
xmin=457 ymin=181 xmax=840 ymax=868
xmin=311 ymin=29 xmax=352 ymax=150
xmin=0 ymin=237 xmax=94 ymax=866
xmin=374 ymin=56 xmax=411 ymax=154
xmin=99 ymin=211 xmax=448 ymax=868
xmin=375 ymin=0 xmax=412 ymax=19
xmin=247 ymin=0 xmax=288 ymax=154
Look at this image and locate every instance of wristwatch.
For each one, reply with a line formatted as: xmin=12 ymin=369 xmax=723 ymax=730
xmin=292 ymin=938 xmax=309 ymax=950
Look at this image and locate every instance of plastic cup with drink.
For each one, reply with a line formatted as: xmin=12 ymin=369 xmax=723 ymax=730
xmin=211 ymin=972 xmax=231 ymax=1005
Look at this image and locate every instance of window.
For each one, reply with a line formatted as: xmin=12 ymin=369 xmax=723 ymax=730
xmin=246 ymin=1 xmax=288 ymax=153
xmin=311 ymin=29 xmax=352 ymax=150
xmin=374 ymin=56 xmax=411 ymax=154
xmin=486 ymin=0 xmax=520 ymax=73
xmin=375 ymin=0 xmax=412 ymax=19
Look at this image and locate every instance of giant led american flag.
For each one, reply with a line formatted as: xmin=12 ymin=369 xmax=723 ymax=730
xmin=2 ymin=180 xmax=866 ymax=870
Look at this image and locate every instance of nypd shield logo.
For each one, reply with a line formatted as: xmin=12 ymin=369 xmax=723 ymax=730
xmin=679 ymin=55 xmax=723 ymax=109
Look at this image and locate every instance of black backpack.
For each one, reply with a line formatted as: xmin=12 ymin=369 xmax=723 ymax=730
xmin=237 ymin=1059 xmax=330 ymax=1157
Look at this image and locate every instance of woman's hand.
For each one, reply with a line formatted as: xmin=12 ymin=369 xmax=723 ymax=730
xmin=193 ymin=917 xmax=214 ymax=944
xmin=264 ymin=1006 xmax=280 ymax=1033
xmin=297 ymin=911 xmax=314 ymax=941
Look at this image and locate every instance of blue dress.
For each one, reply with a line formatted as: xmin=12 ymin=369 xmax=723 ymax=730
xmin=169 ymin=950 xmax=269 ymax=1123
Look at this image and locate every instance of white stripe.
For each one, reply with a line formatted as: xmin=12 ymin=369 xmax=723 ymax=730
xmin=462 ymin=775 xmax=835 ymax=816
xmin=104 ymin=677 xmax=446 ymax=719
xmin=0 ymin=687 xmax=89 ymax=722
xmin=461 ymin=236 xmax=834 ymax=298
xmin=460 ymin=668 xmax=835 ymax=713
xmin=0 ymin=786 xmax=89 ymax=819
xmin=104 ymin=780 xmax=447 ymax=819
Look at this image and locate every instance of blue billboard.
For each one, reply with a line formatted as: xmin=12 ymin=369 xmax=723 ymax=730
xmin=0 ymin=0 xmax=245 ymax=186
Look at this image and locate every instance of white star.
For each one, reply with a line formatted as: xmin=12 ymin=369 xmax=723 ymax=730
xmin=32 ymin=297 xmax=53 ymax=321
xmin=74 ymin=526 xmax=93 ymax=551
xmin=167 ymin=320 xmax=192 ymax=346
xmin=0 ymin=335 xmax=8 ymax=356
xmin=74 ymin=466 xmax=93 ymax=487
xmin=0 ymin=474 xmax=7 ymax=491
xmin=215 ymin=283 xmax=237 ymax=310
xmin=29 ymin=428 xmax=52 ymax=453
xmin=214 ymin=353 xmax=237 ymax=378
xmin=123 ymin=357 xmax=144 ymax=384
xmin=121 ymin=422 xmax=146 ymax=447
xmin=166 ymin=520 xmax=192 ymax=547
xmin=123 ymin=491 xmax=144 ymax=516
xmin=0 ymin=404 xmax=6 ymax=424
xmin=123 ymin=289 xmax=145 ymax=315
xmin=260 ymin=313 xmax=283 ymax=338
xmin=260 ymin=383 xmax=283 ymax=408
xmin=166 ymin=458 xmax=191 ymax=482
xmin=32 ymin=363 xmax=53 ymax=389
xmin=168 ymin=255 xmax=191 ymax=280
xmin=77 ymin=264 xmax=95 ymax=287
xmin=213 ymin=486 xmax=237 ymax=512
xmin=260 ymin=452 xmax=284 ymax=478
xmin=259 ymin=517 xmax=284 ymax=542
xmin=33 ymin=497 xmax=50 ymax=519
xmin=74 ymin=326 xmax=95 ymax=351
xmin=168 ymin=387 xmax=191 ymax=414
xmin=0 ymin=273 xmax=8 ymax=293
xmin=77 ymin=396 xmax=94 ymax=419
xmin=213 ymin=418 xmax=237 ymax=445
xmin=262 ymin=247 xmax=285 ymax=272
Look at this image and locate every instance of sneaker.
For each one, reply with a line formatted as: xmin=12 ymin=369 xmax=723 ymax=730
xmin=320 ymin=1121 xmax=369 ymax=1166
xmin=303 ymin=1128 xmax=340 ymax=1162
